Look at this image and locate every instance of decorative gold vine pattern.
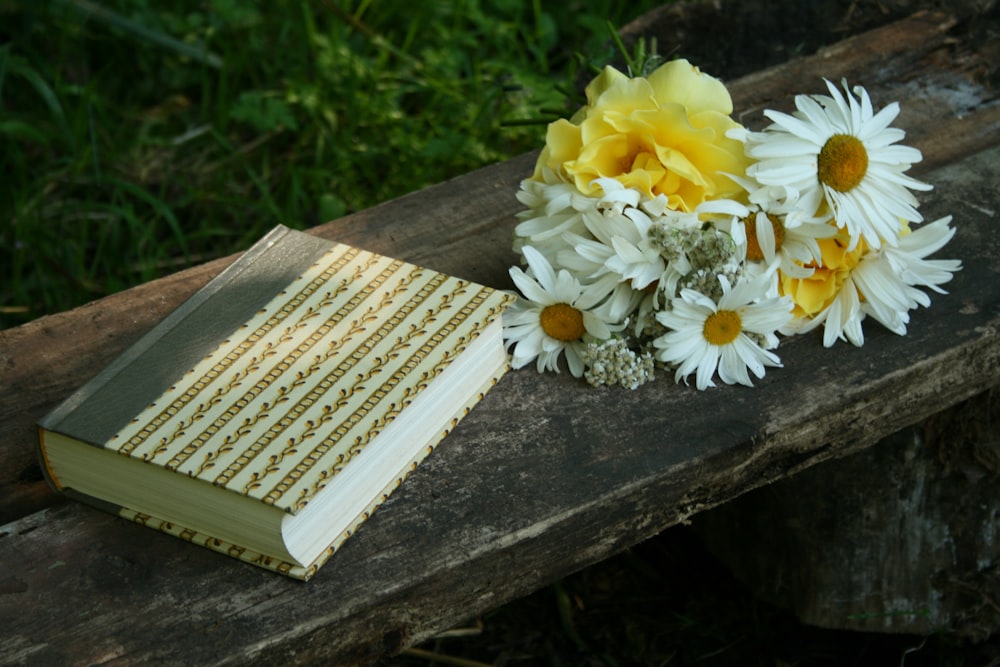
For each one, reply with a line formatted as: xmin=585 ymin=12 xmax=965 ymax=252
xmin=214 ymin=270 xmax=449 ymax=493
xmin=288 ymin=289 xmax=499 ymax=511
xmin=111 ymin=245 xmax=362 ymax=457
xmin=160 ymin=256 xmax=404 ymax=473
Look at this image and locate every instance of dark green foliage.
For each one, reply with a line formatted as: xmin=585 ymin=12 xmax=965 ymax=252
xmin=1 ymin=0 xmax=662 ymax=327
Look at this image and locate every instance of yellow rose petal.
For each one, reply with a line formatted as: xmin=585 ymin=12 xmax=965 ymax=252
xmin=782 ymin=268 xmax=840 ymax=316
xmin=590 ymin=76 xmax=657 ymax=116
xmin=781 ymin=234 xmax=870 ymax=316
xmin=584 ymin=65 xmax=630 ymax=105
xmin=646 ymin=58 xmax=734 ymax=115
xmin=533 ymin=59 xmax=749 ymax=212
xmin=534 ymin=119 xmax=582 ymax=179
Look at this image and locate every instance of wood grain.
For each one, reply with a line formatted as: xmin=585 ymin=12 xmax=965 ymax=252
xmin=1 ymin=9 xmax=998 ymax=666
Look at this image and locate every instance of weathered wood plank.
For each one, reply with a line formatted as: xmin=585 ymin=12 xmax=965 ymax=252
xmin=1 ymin=9 xmax=998 ymax=666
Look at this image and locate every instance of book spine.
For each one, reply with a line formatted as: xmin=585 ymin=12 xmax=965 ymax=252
xmin=38 ymin=226 xmax=335 ymax=447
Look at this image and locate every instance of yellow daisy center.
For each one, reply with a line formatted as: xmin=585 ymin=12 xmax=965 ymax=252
xmin=540 ymin=303 xmax=586 ymax=342
xmin=744 ymin=213 xmax=785 ymax=262
xmin=817 ymin=133 xmax=868 ymax=192
xmin=703 ymin=309 xmax=742 ymax=345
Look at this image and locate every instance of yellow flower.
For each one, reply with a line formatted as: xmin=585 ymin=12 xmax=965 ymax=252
xmin=534 ymin=59 xmax=749 ymax=212
xmin=780 ymin=234 xmax=868 ymax=317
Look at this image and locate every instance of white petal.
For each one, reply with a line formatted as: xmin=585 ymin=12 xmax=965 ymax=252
xmin=509 ymin=266 xmax=555 ymax=305
xmin=522 ymin=245 xmax=558 ymax=292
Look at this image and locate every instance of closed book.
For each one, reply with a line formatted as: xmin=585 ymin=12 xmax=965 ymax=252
xmin=37 ymin=225 xmax=513 ymax=580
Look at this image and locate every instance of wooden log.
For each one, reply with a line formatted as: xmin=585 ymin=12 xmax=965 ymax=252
xmin=0 ymin=8 xmax=998 ymax=666
xmin=693 ymin=390 xmax=1000 ymax=639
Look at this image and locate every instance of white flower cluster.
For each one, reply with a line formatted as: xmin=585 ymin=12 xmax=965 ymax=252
xmin=503 ymin=74 xmax=961 ymax=391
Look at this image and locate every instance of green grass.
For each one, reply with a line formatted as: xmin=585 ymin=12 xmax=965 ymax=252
xmin=1 ymin=0 xmax=663 ymax=329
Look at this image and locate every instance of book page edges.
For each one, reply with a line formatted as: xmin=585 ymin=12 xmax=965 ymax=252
xmin=117 ymin=507 xmax=308 ymax=579
xmin=298 ymin=360 xmax=511 ymax=580
xmin=36 ymin=426 xmax=63 ymax=492
xmin=38 ymin=428 xmax=292 ymax=562
xmin=105 ymin=360 xmax=510 ymax=581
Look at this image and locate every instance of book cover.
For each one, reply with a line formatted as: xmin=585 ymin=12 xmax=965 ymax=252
xmin=37 ymin=225 xmax=513 ymax=580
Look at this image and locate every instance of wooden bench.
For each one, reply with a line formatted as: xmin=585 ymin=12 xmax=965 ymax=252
xmin=2 ymin=8 xmax=998 ymax=665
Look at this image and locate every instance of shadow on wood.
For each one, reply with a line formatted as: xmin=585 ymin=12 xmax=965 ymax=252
xmin=695 ymin=390 xmax=1000 ymax=639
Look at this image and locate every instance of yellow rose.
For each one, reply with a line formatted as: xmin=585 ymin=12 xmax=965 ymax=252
xmin=781 ymin=235 xmax=869 ymax=317
xmin=534 ymin=59 xmax=749 ymax=211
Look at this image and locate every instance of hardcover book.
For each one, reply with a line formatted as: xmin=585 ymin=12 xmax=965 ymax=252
xmin=37 ymin=225 xmax=513 ymax=580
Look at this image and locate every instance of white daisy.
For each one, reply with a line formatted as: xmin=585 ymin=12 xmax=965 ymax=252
xmin=709 ymin=177 xmax=837 ymax=279
xmin=653 ymin=273 xmax=793 ymax=390
xmin=558 ymin=203 xmax=663 ymax=288
xmin=504 ymin=245 xmax=622 ymax=376
xmin=883 ymin=215 xmax=961 ymax=295
xmin=782 ymin=216 xmax=960 ymax=347
xmin=738 ymin=79 xmax=932 ymax=250
xmin=513 ymin=173 xmax=640 ymax=260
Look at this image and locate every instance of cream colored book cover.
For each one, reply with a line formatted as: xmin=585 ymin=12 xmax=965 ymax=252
xmin=38 ymin=225 xmax=513 ymax=580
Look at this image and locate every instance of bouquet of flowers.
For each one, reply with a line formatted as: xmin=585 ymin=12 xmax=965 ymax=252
xmin=502 ymin=58 xmax=961 ymax=390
